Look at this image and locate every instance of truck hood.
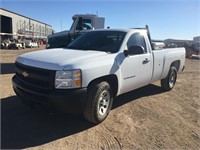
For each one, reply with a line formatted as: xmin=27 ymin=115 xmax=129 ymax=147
xmin=16 ymin=48 xmax=114 ymax=70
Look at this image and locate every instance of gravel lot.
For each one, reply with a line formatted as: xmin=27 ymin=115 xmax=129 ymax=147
xmin=0 ymin=46 xmax=200 ymax=149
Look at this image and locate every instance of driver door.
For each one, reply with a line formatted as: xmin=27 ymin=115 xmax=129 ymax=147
xmin=120 ymin=32 xmax=153 ymax=94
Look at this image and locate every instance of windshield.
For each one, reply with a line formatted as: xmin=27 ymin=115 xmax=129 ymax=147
xmin=67 ymin=31 xmax=126 ymax=53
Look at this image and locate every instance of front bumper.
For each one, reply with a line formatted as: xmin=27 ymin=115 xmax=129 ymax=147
xmin=12 ymin=75 xmax=87 ymax=113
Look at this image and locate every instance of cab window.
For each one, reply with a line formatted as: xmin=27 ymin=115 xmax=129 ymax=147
xmin=76 ymin=18 xmax=92 ymax=30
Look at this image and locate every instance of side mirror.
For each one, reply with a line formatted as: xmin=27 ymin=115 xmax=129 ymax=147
xmin=124 ymin=45 xmax=145 ymax=56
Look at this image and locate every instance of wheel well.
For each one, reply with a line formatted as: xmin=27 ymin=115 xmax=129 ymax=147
xmin=170 ymin=60 xmax=180 ymax=71
xmin=88 ymin=75 xmax=118 ymax=96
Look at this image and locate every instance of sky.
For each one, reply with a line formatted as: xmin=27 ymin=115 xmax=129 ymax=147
xmin=1 ymin=0 xmax=200 ymax=40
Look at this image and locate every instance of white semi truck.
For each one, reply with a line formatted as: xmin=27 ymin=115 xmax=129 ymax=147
xmin=12 ymin=26 xmax=185 ymax=124
xmin=46 ymin=14 xmax=105 ymax=49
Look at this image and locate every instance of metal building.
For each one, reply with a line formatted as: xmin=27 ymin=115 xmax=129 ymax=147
xmin=0 ymin=8 xmax=52 ymax=40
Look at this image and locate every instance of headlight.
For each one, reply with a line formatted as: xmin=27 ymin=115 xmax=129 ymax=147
xmin=55 ymin=69 xmax=81 ymax=89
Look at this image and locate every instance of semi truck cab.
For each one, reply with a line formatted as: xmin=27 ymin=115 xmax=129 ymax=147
xmin=46 ymin=14 xmax=105 ymax=49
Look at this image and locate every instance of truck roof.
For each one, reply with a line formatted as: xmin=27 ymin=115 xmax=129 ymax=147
xmin=72 ymin=14 xmax=97 ymax=18
xmin=48 ymin=28 xmax=147 ymax=38
xmin=86 ymin=28 xmax=148 ymax=34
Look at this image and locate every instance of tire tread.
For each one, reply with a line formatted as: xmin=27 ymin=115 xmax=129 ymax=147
xmin=83 ymin=81 xmax=113 ymax=124
xmin=161 ymin=66 xmax=177 ymax=91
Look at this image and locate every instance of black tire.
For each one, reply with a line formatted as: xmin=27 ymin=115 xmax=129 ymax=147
xmin=83 ymin=81 xmax=113 ymax=124
xmin=10 ymin=44 xmax=15 ymax=49
xmin=161 ymin=66 xmax=177 ymax=91
xmin=20 ymin=98 xmax=35 ymax=109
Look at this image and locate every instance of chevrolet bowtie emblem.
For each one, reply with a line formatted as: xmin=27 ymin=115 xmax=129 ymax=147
xmin=22 ymin=71 xmax=29 ymax=78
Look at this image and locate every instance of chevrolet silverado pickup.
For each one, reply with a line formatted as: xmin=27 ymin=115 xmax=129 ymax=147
xmin=12 ymin=26 xmax=185 ymax=124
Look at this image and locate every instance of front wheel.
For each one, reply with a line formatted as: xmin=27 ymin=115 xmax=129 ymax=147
xmin=161 ymin=66 xmax=177 ymax=91
xmin=83 ymin=81 xmax=113 ymax=124
xmin=20 ymin=98 xmax=35 ymax=109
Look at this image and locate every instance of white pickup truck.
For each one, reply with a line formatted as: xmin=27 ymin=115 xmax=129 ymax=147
xmin=12 ymin=26 xmax=185 ymax=124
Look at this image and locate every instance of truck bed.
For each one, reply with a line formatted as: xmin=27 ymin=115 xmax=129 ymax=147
xmin=151 ymin=47 xmax=185 ymax=83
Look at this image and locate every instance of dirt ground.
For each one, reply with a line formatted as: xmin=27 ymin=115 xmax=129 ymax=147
xmin=0 ymin=46 xmax=200 ymax=150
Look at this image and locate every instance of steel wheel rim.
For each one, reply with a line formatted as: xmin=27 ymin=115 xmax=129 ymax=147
xmin=169 ymin=71 xmax=176 ymax=88
xmin=98 ymin=90 xmax=110 ymax=116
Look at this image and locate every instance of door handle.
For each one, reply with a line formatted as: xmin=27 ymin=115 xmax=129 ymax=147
xmin=143 ymin=58 xmax=150 ymax=64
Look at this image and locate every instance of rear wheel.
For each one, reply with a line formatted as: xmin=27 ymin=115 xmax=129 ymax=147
xmin=83 ymin=81 xmax=113 ymax=124
xmin=161 ymin=66 xmax=177 ymax=91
